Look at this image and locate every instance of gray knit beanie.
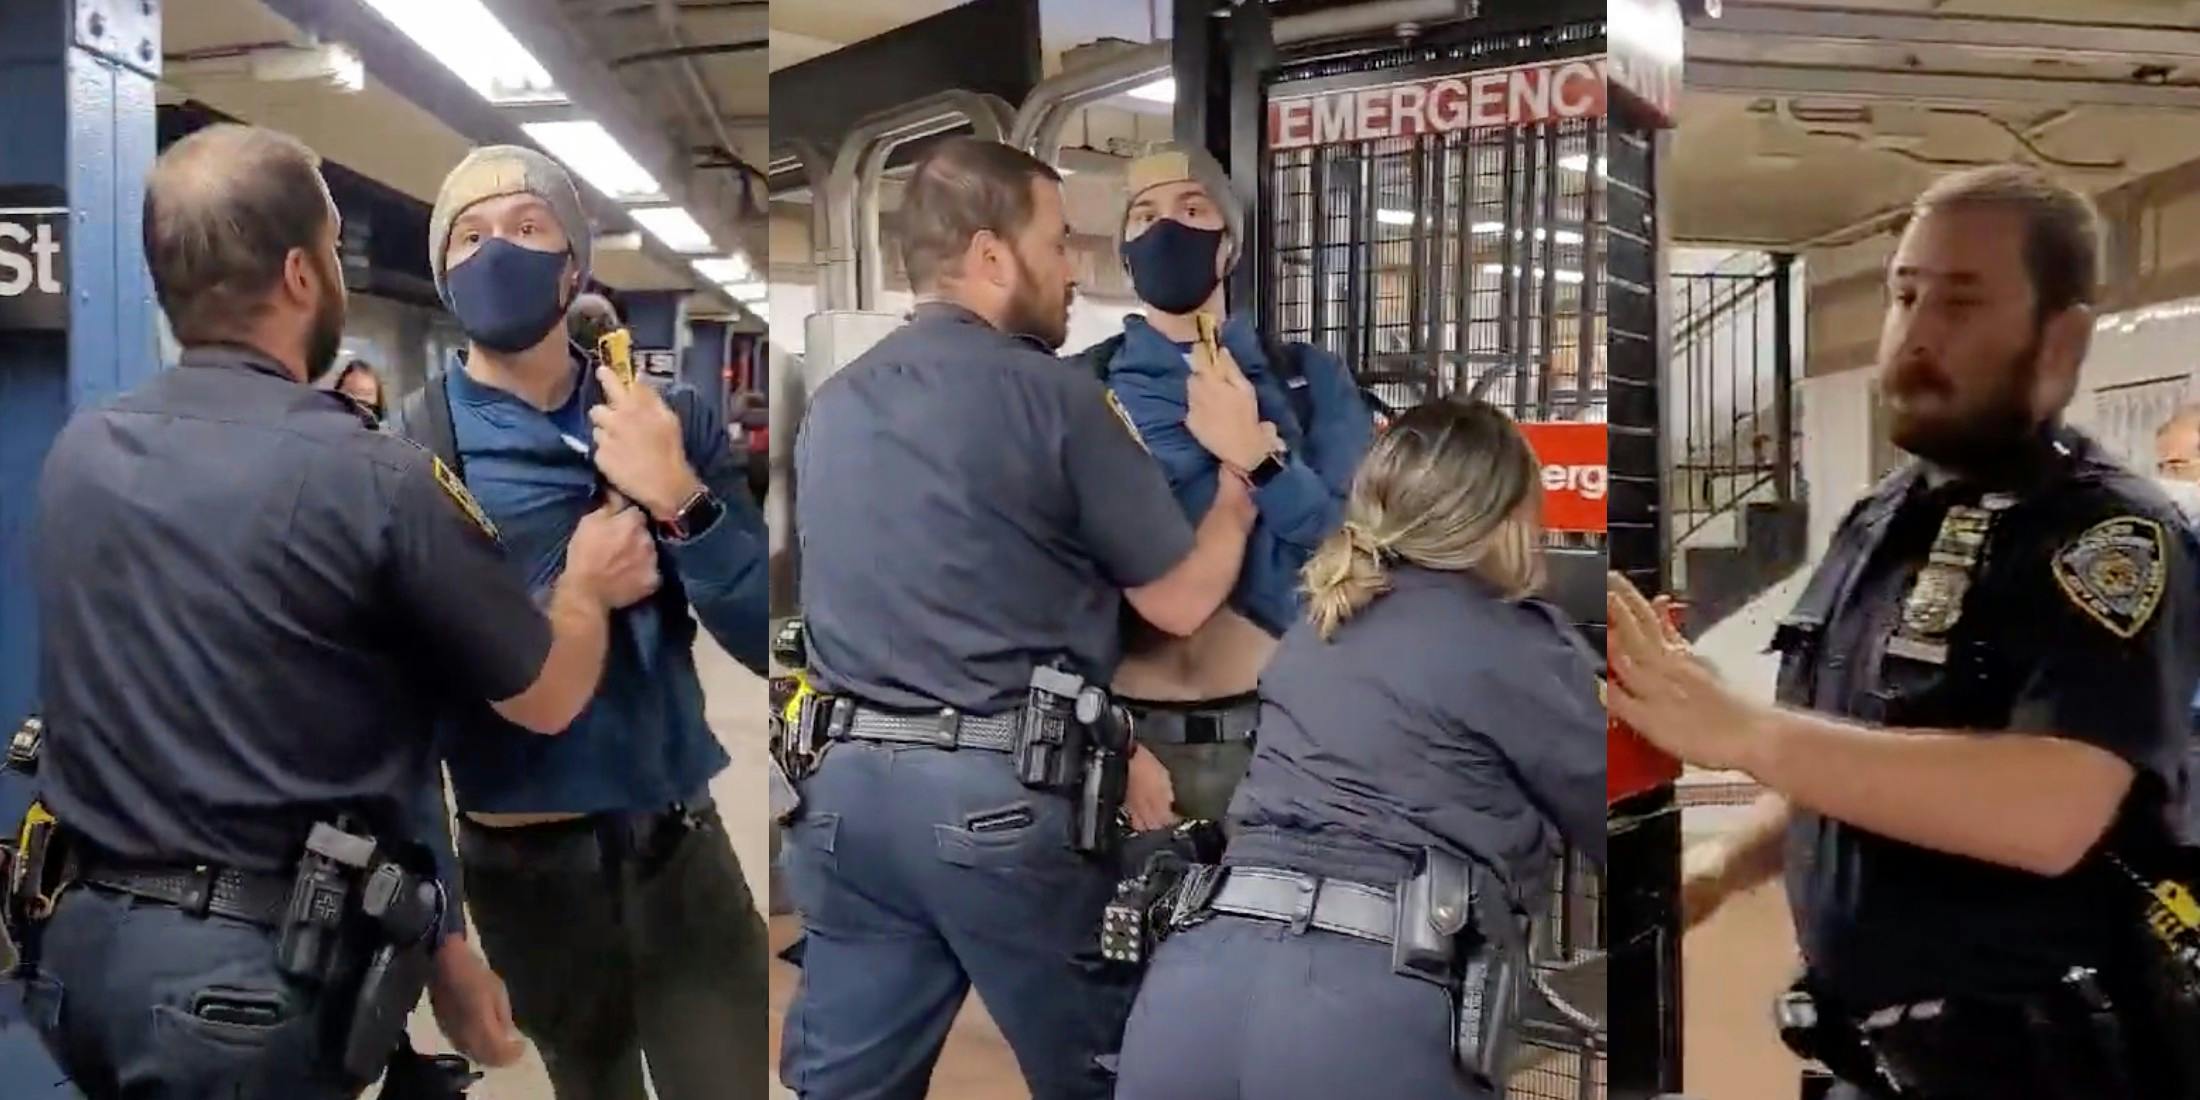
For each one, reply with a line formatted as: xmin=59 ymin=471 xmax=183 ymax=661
xmin=429 ymin=145 xmax=591 ymax=308
xmin=1121 ymin=143 xmax=1244 ymax=270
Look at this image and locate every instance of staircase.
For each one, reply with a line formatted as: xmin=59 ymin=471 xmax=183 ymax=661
xmin=1677 ymin=496 xmax=1807 ymax=638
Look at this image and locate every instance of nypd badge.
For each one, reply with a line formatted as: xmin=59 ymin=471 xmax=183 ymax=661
xmin=1106 ymin=391 xmax=1149 ymax=453
xmin=432 ymin=455 xmax=500 ymax=542
xmin=2052 ymin=515 xmax=2166 ymax=639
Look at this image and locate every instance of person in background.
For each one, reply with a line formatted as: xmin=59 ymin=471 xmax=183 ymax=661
xmin=2153 ymin=405 xmax=2200 ymax=525
xmin=568 ymin=291 xmax=624 ymax=366
xmin=395 ymin=144 xmax=772 ymax=1100
xmin=317 ymin=355 xmax=387 ymax=422
xmin=1085 ymin=144 xmax=1373 ymax=820
xmin=1113 ymin=399 xmax=1605 ymax=1100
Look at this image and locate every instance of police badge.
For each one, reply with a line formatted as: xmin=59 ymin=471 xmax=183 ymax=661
xmin=1886 ymin=497 xmax=2009 ymax=665
xmin=2053 ymin=516 xmax=2167 ymax=640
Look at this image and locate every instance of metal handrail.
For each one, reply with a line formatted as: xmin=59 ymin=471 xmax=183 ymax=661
xmin=1010 ymin=41 xmax=1171 ymax=156
xmin=821 ymin=91 xmax=1016 ymax=312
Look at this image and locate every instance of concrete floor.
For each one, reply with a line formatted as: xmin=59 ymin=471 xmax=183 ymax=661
xmin=378 ymin=634 xmax=775 ymax=1100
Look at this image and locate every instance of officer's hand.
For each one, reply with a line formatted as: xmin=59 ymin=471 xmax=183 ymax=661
xmin=1186 ymin=347 xmax=1268 ymax=472
xmin=1607 ymin=572 xmax=1771 ymax=773
xmin=566 ymin=501 xmax=661 ymax=610
xmin=1125 ymin=744 xmax=1180 ymax=831
xmin=1679 ymin=843 xmax=1736 ymax=931
xmin=429 ymin=936 xmax=526 ymax=1068
xmin=590 ymin=367 xmax=704 ymax=522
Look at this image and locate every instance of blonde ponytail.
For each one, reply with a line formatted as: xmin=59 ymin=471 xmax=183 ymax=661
xmin=1305 ymin=521 xmax=1391 ymax=640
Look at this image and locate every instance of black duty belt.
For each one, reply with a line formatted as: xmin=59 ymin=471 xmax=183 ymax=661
xmin=836 ymin=704 xmax=1019 ymax=752
xmin=1124 ymin=699 xmax=1259 ymax=745
xmin=78 ymin=859 xmax=291 ymax=928
xmin=1203 ymin=865 xmax=1396 ymax=945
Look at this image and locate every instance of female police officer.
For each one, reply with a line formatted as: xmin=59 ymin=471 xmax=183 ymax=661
xmin=1111 ymin=399 xmax=1607 ymax=1099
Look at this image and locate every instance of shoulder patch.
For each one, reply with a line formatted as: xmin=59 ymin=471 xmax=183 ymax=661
xmin=2052 ymin=515 xmax=2165 ymax=639
xmin=1106 ymin=390 xmax=1149 ymax=453
xmin=432 ymin=455 xmax=500 ymax=542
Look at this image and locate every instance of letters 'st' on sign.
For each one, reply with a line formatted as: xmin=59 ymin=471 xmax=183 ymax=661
xmin=0 ymin=186 xmax=68 ymax=333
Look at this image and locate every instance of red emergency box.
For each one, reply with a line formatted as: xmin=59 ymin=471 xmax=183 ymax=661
xmin=1607 ymin=599 xmax=1683 ymax=804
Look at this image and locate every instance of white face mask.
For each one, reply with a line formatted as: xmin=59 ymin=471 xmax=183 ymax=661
xmin=2153 ymin=476 xmax=2200 ymax=527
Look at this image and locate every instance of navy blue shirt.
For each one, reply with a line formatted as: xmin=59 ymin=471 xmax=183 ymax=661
xmin=33 ymin=344 xmax=549 ymax=876
xmin=1227 ymin=566 xmax=1607 ymax=905
xmin=430 ymin=353 xmax=769 ymax=814
xmin=798 ymin=302 xmax=1196 ymax=714
xmin=1102 ymin=314 xmax=1372 ymax=637
xmin=1778 ymin=428 xmax=2199 ymax=1007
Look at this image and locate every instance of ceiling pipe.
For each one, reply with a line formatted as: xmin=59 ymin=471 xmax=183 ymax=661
xmin=1272 ymin=0 xmax=1476 ymax=46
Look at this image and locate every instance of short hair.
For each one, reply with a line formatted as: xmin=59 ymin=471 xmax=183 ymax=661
xmin=1910 ymin=164 xmax=2103 ymax=319
xmin=144 ymin=124 xmax=333 ymax=345
xmin=897 ymin=137 xmax=1062 ymax=292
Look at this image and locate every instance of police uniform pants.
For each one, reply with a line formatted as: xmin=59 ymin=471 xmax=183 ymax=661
xmin=1113 ymin=914 xmax=1486 ymax=1100
xmin=778 ymin=741 xmax=1134 ymax=1100
xmin=459 ymin=805 xmax=771 ymax=1100
xmin=19 ymin=884 xmax=358 ymax=1100
xmin=1139 ymin=741 xmax=1252 ymax=824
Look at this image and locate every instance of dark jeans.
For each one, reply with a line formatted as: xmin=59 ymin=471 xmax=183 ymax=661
xmin=23 ymin=884 xmax=357 ymax=1100
xmin=458 ymin=805 xmax=770 ymax=1100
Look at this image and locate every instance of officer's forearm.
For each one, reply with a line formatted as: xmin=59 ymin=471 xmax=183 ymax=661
xmin=1747 ymin=711 xmax=2132 ymax=876
xmin=1125 ymin=479 xmax=1256 ymax=637
xmin=1704 ymin=792 xmax=1791 ymax=893
xmin=489 ymin=581 xmax=611 ymax=735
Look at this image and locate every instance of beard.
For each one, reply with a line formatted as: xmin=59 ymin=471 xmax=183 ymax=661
xmin=305 ymin=253 xmax=347 ymax=381
xmin=1885 ymin=330 xmax=2044 ymax=474
xmin=1000 ymin=249 xmax=1070 ymax=351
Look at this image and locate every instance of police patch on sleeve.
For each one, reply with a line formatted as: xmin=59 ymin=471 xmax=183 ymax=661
xmin=432 ymin=455 xmax=501 ymax=542
xmin=2052 ymin=515 xmax=2166 ymax=639
xmin=1106 ymin=390 xmax=1149 ymax=453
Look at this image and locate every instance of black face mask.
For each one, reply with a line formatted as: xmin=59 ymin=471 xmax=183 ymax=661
xmin=446 ymin=238 xmax=570 ymax=353
xmin=1121 ymin=218 xmax=1226 ymax=315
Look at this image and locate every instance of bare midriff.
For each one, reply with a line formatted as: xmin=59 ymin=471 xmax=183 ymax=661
xmin=1112 ymin=606 xmax=1276 ymax=702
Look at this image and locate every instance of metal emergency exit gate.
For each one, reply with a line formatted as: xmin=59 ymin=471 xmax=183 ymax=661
xmin=1255 ymin=20 xmax=1609 ymax=1100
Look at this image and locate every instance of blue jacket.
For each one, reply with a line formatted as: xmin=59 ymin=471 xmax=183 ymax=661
xmin=1102 ymin=314 xmax=1373 ymax=637
xmin=433 ymin=354 xmax=769 ymax=816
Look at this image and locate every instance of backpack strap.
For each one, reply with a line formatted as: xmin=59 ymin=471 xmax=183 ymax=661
xmin=1259 ymin=335 xmax=1316 ymax=430
xmin=1077 ymin=332 xmax=1128 ymax=386
xmin=393 ymin=368 xmax=465 ymax=482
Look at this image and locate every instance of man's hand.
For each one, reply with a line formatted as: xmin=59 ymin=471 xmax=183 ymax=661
xmin=564 ymin=501 xmax=660 ymax=610
xmin=429 ymin=937 xmax=526 ymax=1068
xmin=1680 ymin=842 xmax=1738 ymax=932
xmin=589 ymin=368 xmax=704 ymax=522
xmin=1185 ymin=344 xmax=1268 ymax=472
xmin=1212 ymin=465 xmax=1257 ymax=527
xmin=1125 ymin=745 xmax=1180 ymax=832
xmin=1607 ymin=572 xmax=1774 ymax=772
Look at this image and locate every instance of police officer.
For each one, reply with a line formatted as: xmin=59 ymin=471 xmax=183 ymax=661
xmin=782 ymin=137 xmax=1268 ymax=1099
xmin=17 ymin=123 xmax=659 ymax=1097
xmin=1085 ymin=145 xmax=1374 ymax=821
xmin=1620 ymin=165 xmax=2200 ymax=1100
xmin=1110 ymin=399 xmax=1607 ymax=1100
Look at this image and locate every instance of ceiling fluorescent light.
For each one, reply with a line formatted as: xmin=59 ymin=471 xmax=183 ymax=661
xmin=629 ymin=206 xmax=715 ymax=254
xmin=1479 ymin=263 xmax=1585 ymax=285
xmin=1557 ymin=154 xmax=1607 ymax=175
xmin=1126 ymin=78 xmax=1176 ymax=104
xmin=1376 ymin=209 xmax=1416 ymax=227
xmin=693 ymin=256 xmax=751 ymax=284
xmin=724 ymin=281 xmax=768 ymax=302
xmin=524 ymin=121 xmax=663 ymax=201
xmin=357 ymin=0 xmax=559 ymax=102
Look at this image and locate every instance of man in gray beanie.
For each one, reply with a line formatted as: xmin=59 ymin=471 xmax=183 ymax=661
xmin=1073 ymin=142 xmax=1375 ymax=821
xmin=393 ymin=144 xmax=772 ymax=1100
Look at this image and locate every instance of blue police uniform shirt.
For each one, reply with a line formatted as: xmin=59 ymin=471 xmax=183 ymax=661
xmin=432 ymin=351 xmax=769 ymax=814
xmin=1101 ymin=314 xmax=1373 ymax=638
xmin=32 ymin=344 xmax=551 ymax=875
xmin=1225 ymin=566 xmax=1608 ymax=902
xmin=797 ymin=302 xmax=1197 ymax=714
xmin=1779 ymin=427 xmax=2200 ymax=1009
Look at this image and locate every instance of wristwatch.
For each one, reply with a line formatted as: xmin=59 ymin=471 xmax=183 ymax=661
xmin=1247 ymin=453 xmax=1286 ymax=488
xmin=655 ymin=487 xmax=723 ymax=541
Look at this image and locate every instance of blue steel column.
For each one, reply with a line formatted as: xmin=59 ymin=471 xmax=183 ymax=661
xmin=0 ymin=0 xmax=160 ymax=1080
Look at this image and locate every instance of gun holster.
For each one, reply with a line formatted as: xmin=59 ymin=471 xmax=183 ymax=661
xmin=380 ymin=1032 xmax=480 ymax=1099
xmin=1775 ymin=977 xmax=1894 ymax=1098
xmin=339 ymin=857 xmax=444 ymax=1083
xmin=1100 ymin=820 xmax=1227 ymax=966
xmin=1392 ymin=849 xmax=1526 ymax=1091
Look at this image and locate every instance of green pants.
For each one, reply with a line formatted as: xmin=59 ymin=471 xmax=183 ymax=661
xmin=1143 ymin=740 xmax=1256 ymax=822
xmin=459 ymin=807 xmax=771 ymax=1100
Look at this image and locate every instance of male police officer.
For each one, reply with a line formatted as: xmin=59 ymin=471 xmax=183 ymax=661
xmin=1084 ymin=144 xmax=1373 ymax=820
xmin=1615 ymin=165 xmax=2200 ymax=1099
xmin=391 ymin=146 xmax=772 ymax=1100
xmin=783 ymin=137 xmax=1268 ymax=1100
xmin=19 ymin=124 xmax=658 ymax=1097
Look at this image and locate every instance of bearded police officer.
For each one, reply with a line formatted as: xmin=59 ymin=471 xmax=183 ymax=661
xmin=11 ymin=125 xmax=659 ymax=1097
xmin=781 ymin=137 xmax=1267 ymax=1100
xmin=1613 ymin=165 xmax=2200 ymax=1099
